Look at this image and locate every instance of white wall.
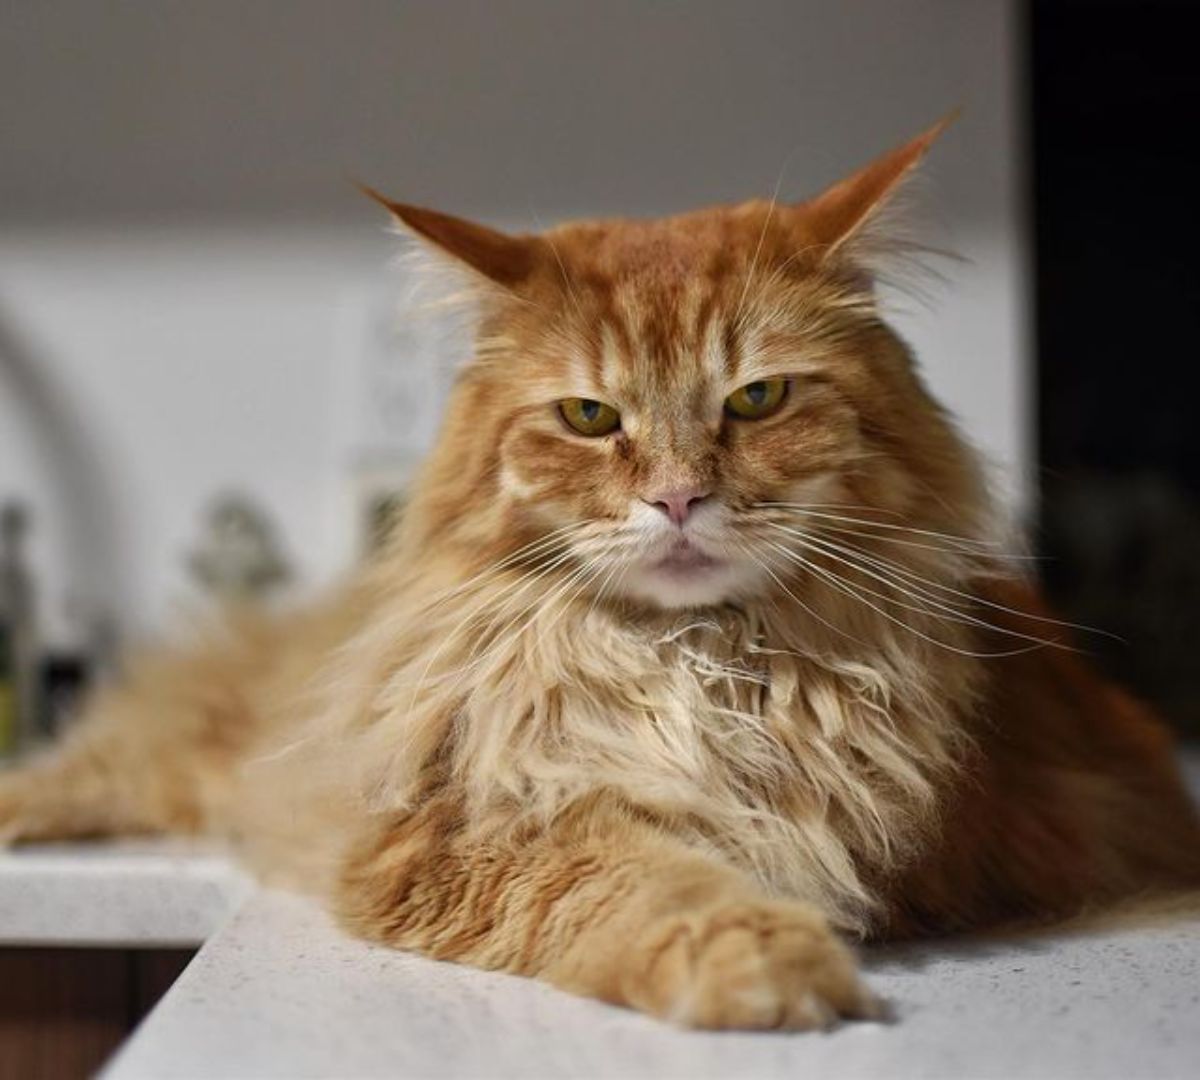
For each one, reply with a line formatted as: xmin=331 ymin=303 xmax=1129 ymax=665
xmin=0 ymin=1 xmax=1027 ymax=643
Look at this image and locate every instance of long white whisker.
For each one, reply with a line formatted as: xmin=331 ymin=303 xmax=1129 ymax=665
xmin=755 ymin=502 xmax=1003 ymax=552
xmin=403 ymin=544 xmax=585 ymax=708
xmin=805 ymin=521 xmax=1037 ymax=561
xmin=797 ymin=529 xmax=982 ymax=616
xmin=733 ymin=539 xmax=869 ymax=651
xmin=424 ymin=553 xmax=603 ymax=704
xmin=764 ymin=540 xmax=1047 ymax=660
xmin=773 ymin=536 xmax=984 ymax=627
xmin=580 ymin=553 xmax=628 ymax=625
xmin=733 ymin=168 xmax=786 ymax=332
xmin=527 ymin=556 xmax=613 ymax=655
xmin=409 ymin=520 xmax=596 ymax=620
xmin=466 ymin=552 xmax=613 ymax=691
xmin=795 ymin=525 xmax=1121 ymax=642
xmin=532 ymin=207 xmax=587 ymax=324
xmin=765 ymin=526 xmax=1074 ymax=652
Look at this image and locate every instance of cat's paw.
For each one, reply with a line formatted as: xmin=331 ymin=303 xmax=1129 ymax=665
xmin=622 ymin=899 xmax=880 ymax=1030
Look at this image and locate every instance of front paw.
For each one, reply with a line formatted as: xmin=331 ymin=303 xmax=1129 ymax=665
xmin=622 ymin=900 xmax=880 ymax=1030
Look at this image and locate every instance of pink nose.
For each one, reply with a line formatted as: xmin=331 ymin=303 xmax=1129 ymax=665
xmin=644 ymin=486 xmax=711 ymax=527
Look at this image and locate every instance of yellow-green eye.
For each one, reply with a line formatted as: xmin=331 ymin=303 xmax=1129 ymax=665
xmin=724 ymin=378 xmax=788 ymax=419
xmin=559 ymin=397 xmax=621 ymax=436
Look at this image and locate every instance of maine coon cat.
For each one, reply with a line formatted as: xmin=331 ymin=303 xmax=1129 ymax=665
xmin=3 ymin=120 xmax=1198 ymax=1030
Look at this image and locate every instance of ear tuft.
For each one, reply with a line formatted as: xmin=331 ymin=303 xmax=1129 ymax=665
xmin=359 ymin=185 xmax=543 ymax=288
xmin=792 ymin=112 xmax=957 ymax=256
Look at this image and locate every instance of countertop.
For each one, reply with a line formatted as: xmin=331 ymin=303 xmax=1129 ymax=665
xmin=101 ymin=887 xmax=1200 ymax=1080
xmin=0 ymin=839 xmax=250 ymax=948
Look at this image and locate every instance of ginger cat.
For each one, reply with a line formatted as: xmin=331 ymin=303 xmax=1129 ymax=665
xmin=3 ymin=120 xmax=1198 ymax=1030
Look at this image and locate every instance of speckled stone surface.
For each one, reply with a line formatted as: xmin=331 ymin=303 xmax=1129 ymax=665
xmin=105 ymin=889 xmax=1200 ymax=1080
xmin=0 ymin=840 xmax=251 ymax=947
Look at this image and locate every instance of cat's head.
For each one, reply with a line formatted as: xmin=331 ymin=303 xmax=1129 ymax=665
xmin=371 ymin=118 xmax=987 ymax=611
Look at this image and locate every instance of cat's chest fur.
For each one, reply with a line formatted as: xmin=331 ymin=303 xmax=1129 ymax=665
xmin=424 ymin=601 xmax=974 ymax=929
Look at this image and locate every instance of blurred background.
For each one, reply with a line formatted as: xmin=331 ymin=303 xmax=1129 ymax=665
xmin=0 ymin=3 xmax=1197 ymax=1075
xmin=1 ymin=0 xmax=1196 ymax=749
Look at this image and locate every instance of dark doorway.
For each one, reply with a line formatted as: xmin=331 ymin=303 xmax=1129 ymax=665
xmin=1031 ymin=0 xmax=1200 ymax=736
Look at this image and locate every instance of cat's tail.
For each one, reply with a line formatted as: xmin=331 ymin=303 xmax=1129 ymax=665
xmin=1051 ymin=888 xmax=1200 ymax=936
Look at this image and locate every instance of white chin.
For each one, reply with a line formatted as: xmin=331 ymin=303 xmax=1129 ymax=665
xmin=620 ymin=559 xmax=757 ymax=610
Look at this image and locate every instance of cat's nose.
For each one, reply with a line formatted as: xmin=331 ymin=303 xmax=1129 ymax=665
xmin=644 ymin=486 xmax=712 ymax=527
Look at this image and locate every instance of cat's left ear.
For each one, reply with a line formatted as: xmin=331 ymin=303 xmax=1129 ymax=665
xmin=359 ymin=186 xmax=546 ymax=290
xmin=790 ymin=114 xmax=955 ymax=257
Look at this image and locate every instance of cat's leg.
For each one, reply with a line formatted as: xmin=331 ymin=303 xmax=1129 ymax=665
xmin=1 ymin=715 xmax=202 ymax=844
xmin=336 ymin=798 xmax=878 ymax=1030
xmin=0 ymin=653 xmax=252 ymax=845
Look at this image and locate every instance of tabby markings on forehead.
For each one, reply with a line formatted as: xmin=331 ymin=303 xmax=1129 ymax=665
xmin=568 ymin=344 xmax=597 ymax=402
xmin=590 ymin=311 xmax=739 ymax=405
xmin=701 ymin=314 xmax=733 ymax=385
xmin=599 ymin=323 xmax=624 ymax=392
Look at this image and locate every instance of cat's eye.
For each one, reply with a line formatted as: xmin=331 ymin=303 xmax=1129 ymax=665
xmin=559 ymin=397 xmax=621 ymax=437
xmin=724 ymin=378 xmax=789 ymax=420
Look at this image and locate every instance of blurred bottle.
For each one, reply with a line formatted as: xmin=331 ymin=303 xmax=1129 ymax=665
xmin=0 ymin=620 xmax=16 ymax=757
xmin=0 ymin=502 xmax=39 ymax=753
xmin=38 ymin=652 xmax=91 ymax=738
xmin=37 ymin=597 xmax=101 ymax=737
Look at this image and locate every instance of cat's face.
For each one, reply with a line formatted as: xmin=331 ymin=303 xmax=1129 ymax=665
xmin=381 ymin=120 xmax=983 ymax=611
xmin=482 ymin=210 xmax=881 ymax=609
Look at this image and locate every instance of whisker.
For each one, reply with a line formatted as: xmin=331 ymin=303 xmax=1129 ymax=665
xmin=773 ymin=537 xmax=984 ymax=627
xmin=470 ymin=554 xmax=612 ymax=688
xmin=409 ymin=520 xmax=596 ymax=619
xmin=581 ymin=553 xmax=629 ymax=625
xmin=421 ymin=553 xmax=601 ymax=703
xmin=732 ymin=170 xmax=786 ymax=335
xmin=794 ymin=526 xmax=1122 ymax=643
xmin=532 ymin=207 xmax=588 ymax=324
xmin=764 ymin=526 xmax=1075 ymax=652
xmin=795 ymin=529 xmax=982 ymax=616
xmin=755 ymin=502 xmax=1003 ymax=552
xmin=764 ymin=540 xmax=1048 ymax=660
xmin=802 ymin=521 xmax=1038 ymax=561
xmin=733 ymin=539 xmax=870 ymax=651
xmin=466 ymin=534 xmax=634 ymax=671
xmin=795 ymin=527 xmax=987 ymax=613
xmin=403 ymin=543 xmax=585 ymax=708
xmin=529 ymin=557 xmax=613 ymax=653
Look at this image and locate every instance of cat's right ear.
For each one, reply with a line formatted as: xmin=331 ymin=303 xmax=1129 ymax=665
xmin=359 ymin=186 xmax=545 ymax=290
xmin=789 ymin=114 xmax=955 ymax=258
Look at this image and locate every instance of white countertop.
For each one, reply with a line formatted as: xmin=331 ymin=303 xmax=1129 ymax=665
xmin=0 ymin=839 xmax=251 ymax=948
xmin=103 ymin=888 xmax=1200 ymax=1080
